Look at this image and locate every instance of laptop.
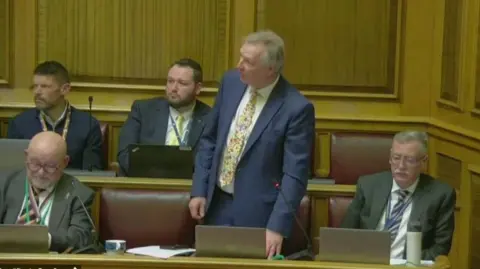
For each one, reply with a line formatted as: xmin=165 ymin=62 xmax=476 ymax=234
xmin=0 ymin=224 xmax=49 ymax=253
xmin=0 ymin=139 xmax=30 ymax=170
xmin=127 ymin=144 xmax=194 ymax=179
xmin=318 ymin=227 xmax=390 ymax=264
xmin=195 ymin=225 xmax=266 ymax=258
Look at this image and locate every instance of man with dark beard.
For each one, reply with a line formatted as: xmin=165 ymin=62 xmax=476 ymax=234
xmin=7 ymin=61 xmax=104 ymax=170
xmin=117 ymin=58 xmax=211 ymax=176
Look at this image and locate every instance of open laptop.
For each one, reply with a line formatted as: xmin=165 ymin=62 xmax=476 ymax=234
xmin=318 ymin=227 xmax=390 ymax=264
xmin=0 ymin=224 xmax=49 ymax=253
xmin=0 ymin=139 xmax=30 ymax=170
xmin=195 ymin=225 xmax=266 ymax=258
xmin=127 ymin=144 xmax=194 ymax=179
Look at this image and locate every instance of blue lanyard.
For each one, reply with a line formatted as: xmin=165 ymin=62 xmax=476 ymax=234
xmin=169 ymin=114 xmax=191 ymax=146
xmin=384 ymin=193 xmax=412 ymax=229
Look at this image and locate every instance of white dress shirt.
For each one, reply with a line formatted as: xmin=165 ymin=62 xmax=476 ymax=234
xmin=217 ymin=76 xmax=280 ymax=193
xmin=376 ymin=178 xmax=419 ymax=259
xmin=165 ymin=102 xmax=196 ymax=145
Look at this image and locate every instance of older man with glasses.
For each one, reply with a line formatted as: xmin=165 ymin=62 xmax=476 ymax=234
xmin=0 ymin=131 xmax=95 ymax=253
xmin=340 ymin=130 xmax=456 ymax=261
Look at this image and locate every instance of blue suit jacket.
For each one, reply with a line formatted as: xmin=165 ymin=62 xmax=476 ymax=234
xmin=7 ymin=107 xmax=104 ymax=170
xmin=191 ymin=70 xmax=315 ymax=237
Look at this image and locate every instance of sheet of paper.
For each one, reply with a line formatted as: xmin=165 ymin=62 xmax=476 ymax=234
xmin=127 ymin=245 xmax=196 ymax=259
xmin=390 ymin=258 xmax=435 ymax=266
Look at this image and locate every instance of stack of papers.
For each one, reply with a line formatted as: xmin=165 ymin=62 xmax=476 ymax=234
xmin=390 ymin=259 xmax=435 ymax=266
xmin=127 ymin=246 xmax=196 ymax=259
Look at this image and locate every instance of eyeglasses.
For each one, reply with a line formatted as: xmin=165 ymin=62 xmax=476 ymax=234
xmin=390 ymin=154 xmax=425 ymax=167
xmin=26 ymin=161 xmax=59 ymax=174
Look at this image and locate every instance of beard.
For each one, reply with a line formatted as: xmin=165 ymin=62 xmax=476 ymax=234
xmin=166 ymin=95 xmax=196 ymax=110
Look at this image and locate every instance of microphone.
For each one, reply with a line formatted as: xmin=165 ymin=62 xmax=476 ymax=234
xmin=272 ymin=181 xmax=315 ymax=261
xmin=69 ymin=180 xmax=104 ymax=254
xmin=87 ymin=96 xmax=93 ymax=172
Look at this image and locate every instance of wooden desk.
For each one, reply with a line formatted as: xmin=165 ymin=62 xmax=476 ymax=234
xmin=0 ymin=253 xmax=411 ymax=269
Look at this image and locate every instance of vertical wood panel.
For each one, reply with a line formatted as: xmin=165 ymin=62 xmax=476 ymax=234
xmin=0 ymin=0 xmax=10 ymax=86
xmin=256 ymin=0 xmax=399 ymax=96
xmin=470 ymin=172 xmax=480 ymax=267
xmin=436 ymin=153 xmax=462 ymax=191
xmin=36 ymin=0 xmax=229 ymax=89
xmin=439 ymin=0 xmax=463 ymax=107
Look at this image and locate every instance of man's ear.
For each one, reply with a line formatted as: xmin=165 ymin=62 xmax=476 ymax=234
xmin=63 ymin=155 xmax=70 ymax=168
xmin=60 ymin=83 xmax=71 ymax=96
xmin=195 ymin=82 xmax=203 ymax=96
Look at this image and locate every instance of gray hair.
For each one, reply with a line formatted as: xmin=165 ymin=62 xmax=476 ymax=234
xmin=244 ymin=30 xmax=285 ymax=74
xmin=393 ymin=131 xmax=428 ymax=154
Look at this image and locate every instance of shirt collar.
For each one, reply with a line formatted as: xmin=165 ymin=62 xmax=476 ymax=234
xmin=251 ymin=75 xmax=280 ymax=98
xmin=40 ymin=102 xmax=69 ymax=127
xmin=391 ymin=177 xmax=419 ymax=194
xmin=169 ymin=101 xmax=196 ymax=121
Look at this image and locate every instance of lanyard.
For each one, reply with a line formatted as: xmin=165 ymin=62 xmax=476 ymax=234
xmin=24 ymin=178 xmax=55 ymax=225
xmin=169 ymin=114 xmax=191 ymax=146
xmin=384 ymin=193 xmax=413 ymax=229
xmin=39 ymin=101 xmax=72 ymax=141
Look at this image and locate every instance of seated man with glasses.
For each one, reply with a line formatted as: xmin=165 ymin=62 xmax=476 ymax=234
xmin=340 ymin=130 xmax=456 ymax=261
xmin=0 ymin=131 xmax=95 ymax=253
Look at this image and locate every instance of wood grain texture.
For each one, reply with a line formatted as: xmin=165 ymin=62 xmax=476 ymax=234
xmin=36 ymin=0 xmax=229 ymax=89
xmin=256 ymin=0 xmax=400 ymax=96
xmin=0 ymin=0 xmax=10 ymax=86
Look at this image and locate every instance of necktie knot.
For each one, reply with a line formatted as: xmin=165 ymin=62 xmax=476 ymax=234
xmin=397 ymin=189 xmax=409 ymax=201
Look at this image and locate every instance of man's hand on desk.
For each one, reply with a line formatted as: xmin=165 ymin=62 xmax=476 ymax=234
xmin=189 ymin=197 xmax=206 ymax=220
xmin=266 ymin=229 xmax=283 ymax=259
xmin=16 ymin=210 xmax=39 ymax=225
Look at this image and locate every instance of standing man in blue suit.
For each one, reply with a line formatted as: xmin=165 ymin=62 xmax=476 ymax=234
xmin=189 ymin=30 xmax=315 ymax=259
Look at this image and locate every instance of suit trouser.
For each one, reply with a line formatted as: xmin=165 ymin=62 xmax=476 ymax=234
xmin=205 ymin=186 xmax=234 ymax=225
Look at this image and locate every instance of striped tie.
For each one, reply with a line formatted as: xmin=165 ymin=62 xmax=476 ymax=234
xmin=387 ymin=189 xmax=410 ymax=243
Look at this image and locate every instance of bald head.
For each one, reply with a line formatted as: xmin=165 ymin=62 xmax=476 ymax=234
xmin=25 ymin=132 xmax=69 ymax=190
xmin=28 ymin=131 xmax=67 ymax=159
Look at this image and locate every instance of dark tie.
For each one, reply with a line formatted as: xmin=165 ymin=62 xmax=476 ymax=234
xmin=387 ymin=189 xmax=410 ymax=244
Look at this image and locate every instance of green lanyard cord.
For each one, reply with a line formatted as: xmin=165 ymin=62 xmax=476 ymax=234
xmin=24 ymin=178 xmax=55 ymax=225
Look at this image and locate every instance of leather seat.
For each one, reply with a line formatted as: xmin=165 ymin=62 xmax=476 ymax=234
xmin=330 ymin=132 xmax=393 ymax=184
xmin=328 ymin=197 xmax=354 ymax=227
xmin=98 ymin=187 xmax=311 ymax=255
xmin=99 ymin=188 xmax=196 ymax=249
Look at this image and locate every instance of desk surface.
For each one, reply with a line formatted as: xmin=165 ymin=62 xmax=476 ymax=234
xmin=0 ymin=253 xmax=410 ymax=269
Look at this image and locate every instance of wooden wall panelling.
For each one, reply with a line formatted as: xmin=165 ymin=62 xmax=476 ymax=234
xmin=468 ymin=165 xmax=479 ymax=269
xmin=0 ymin=0 xmax=10 ymax=87
xmin=255 ymin=0 xmax=401 ymax=99
xmin=438 ymin=0 xmax=464 ymax=110
xmin=314 ymin=131 xmax=330 ymax=178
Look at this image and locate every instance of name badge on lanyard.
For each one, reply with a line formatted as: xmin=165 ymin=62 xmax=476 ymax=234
xmin=170 ymin=114 xmax=191 ymax=147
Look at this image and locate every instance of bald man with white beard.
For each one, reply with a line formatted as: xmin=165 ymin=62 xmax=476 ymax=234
xmin=0 ymin=131 xmax=95 ymax=253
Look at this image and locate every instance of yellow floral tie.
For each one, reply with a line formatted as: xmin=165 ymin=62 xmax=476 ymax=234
xmin=220 ymin=89 xmax=258 ymax=186
xmin=168 ymin=115 xmax=184 ymax=146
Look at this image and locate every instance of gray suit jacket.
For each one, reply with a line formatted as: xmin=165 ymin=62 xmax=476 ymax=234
xmin=340 ymin=171 xmax=456 ymax=260
xmin=117 ymin=98 xmax=211 ymax=176
xmin=0 ymin=169 xmax=95 ymax=253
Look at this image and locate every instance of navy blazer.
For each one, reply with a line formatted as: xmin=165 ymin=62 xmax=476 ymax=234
xmin=192 ymin=70 xmax=315 ymax=237
xmin=117 ymin=98 xmax=211 ymax=176
xmin=7 ymin=107 xmax=104 ymax=170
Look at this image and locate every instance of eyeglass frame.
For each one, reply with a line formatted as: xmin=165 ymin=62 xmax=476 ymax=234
xmin=25 ymin=161 xmax=60 ymax=174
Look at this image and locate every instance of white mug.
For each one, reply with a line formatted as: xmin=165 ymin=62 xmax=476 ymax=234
xmin=105 ymin=239 xmax=126 ymax=255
